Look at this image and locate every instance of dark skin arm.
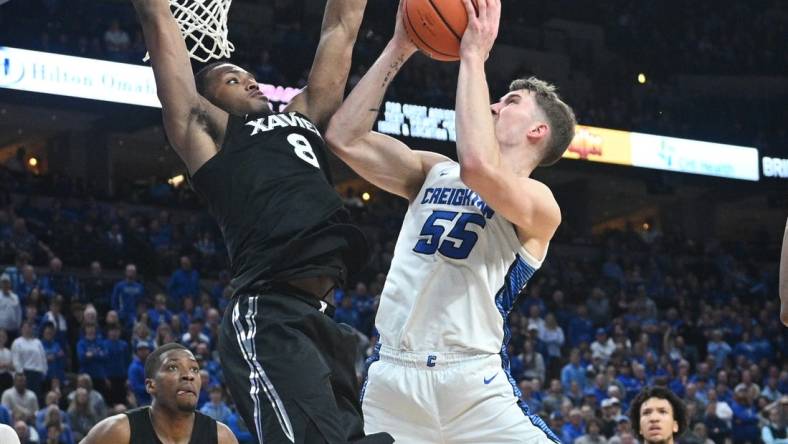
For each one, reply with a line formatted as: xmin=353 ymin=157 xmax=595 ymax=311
xmin=80 ymin=414 xmax=130 ymax=444
xmin=217 ymin=422 xmax=239 ymax=444
xmin=285 ymin=0 xmax=367 ymax=130
xmin=130 ymin=0 xmax=228 ymax=175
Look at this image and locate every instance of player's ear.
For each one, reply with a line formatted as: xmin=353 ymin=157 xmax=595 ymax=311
xmin=672 ymin=419 xmax=679 ymax=433
xmin=526 ymin=122 xmax=548 ymax=144
xmin=145 ymin=378 xmax=155 ymax=395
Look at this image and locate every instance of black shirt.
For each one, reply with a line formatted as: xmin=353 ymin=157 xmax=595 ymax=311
xmin=191 ymin=111 xmax=367 ymax=294
xmin=125 ymin=407 xmax=217 ymax=444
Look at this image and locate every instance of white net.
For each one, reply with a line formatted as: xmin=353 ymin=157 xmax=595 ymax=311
xmin=144 ymin=0 xmax=235 ymax=63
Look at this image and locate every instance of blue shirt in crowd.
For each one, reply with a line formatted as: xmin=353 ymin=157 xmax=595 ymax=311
xmin=104 ymin=338 xmax=130 ymax=379
xmin=42 ymin=338 xmax=66 ymax=382
xmin=168 ymin=269 xmax=200 ymax=302
xmin=112 ymin=280 xmax=144 ymax=325
xmin=77 ymin=337 xmax=108 ymax=380
xmin=128 ymin=356 xmax=151 ymax=406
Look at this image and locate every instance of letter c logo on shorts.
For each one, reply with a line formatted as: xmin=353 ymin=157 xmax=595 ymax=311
xmin=426 ymin=355 xmax=437 ymax=367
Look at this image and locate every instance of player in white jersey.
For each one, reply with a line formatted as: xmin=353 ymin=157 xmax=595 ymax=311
xmin=326 ymin=0 xmax=575 ymax=442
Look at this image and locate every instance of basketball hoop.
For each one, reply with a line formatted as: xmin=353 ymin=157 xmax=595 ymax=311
xmin=144 ymin=0 xmax=235 ymax=63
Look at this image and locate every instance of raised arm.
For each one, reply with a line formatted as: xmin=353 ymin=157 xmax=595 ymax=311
xmin=131 ymin=0 xmax=227 ymax=174
xmin=455 ymin=0 xmax=560 ymax=248
xmin=324 ymin=0 xmax=449 ymax=201
xmin=285 ymin=0 xmax=366 ymax=129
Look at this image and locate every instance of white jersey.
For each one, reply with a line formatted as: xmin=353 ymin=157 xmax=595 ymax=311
xmin=376 ymin=161 xmax=544 ymax=355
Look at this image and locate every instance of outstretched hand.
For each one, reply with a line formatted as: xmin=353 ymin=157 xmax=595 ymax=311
xmin=459 ymin=0 xmax=500 ymax=60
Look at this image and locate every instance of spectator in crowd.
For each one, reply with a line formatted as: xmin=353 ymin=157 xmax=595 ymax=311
xmin=562 ymin=348 xmax=587 ymax=392
xmin=195 ymin=343 xmax=221 ymax=386
xmin=103 ymin=19 xmax=130 ymax=60
xmin=167 ymin=256 xmax=200 ymax=308
xmin=35 ymin=391 xmax=69 ymax=433
xmin=180 ymin=316 xmax=210 ymax=352
xmin=199 ymin=385 xmax=232 ymax=424
xmin=731 ymin=385 xmax=761 ymax=443
xmin=0 ymin=274 xmax=21 ymax=336
xmin=519 ymin=379 xmax=543 ymax=415
xmin=67 ymin=374 xmax=107 ymax=421
xmin=13 ymin=419 xmax=39 ymax=444
xmin=333 ymin=294 xmax=360 ymax=330
xmin=569 ymin=305 xmax=594 ymax=348
xmin=576 ymin=417 xmax=608 ymax=444
xmin=562 ymin=407 xmax=587 ymax=443
xmin=707 ymin=329 xmax=732 ymax=370
xmin=67 ymin=387 xmax=98 ymax=442
xmin=16 ymin=265 xmax=38 ymax=306
xmin=543 ymin=379 xmax=571 ymax=414
xmin=0 ymin=330 xmax=12 ymax=394
xmin=591 ymin=328 xmax=616 ymax=364
xmin=82 ymin=261 xmax=112 ymax=314
xmin=11 ymin=321 xmax=47 ymax=399
xmin=4 ymin=253 xmax=31 ymax=293
xmin=683 ymin=422 xmax=715 ymax=444
xmin=39 ymin=258 xmax=79 ymax=303
xmin=103 ymin=324 xmax=130 ymax=406
xmin=42 ymin=295 xmax=68 ymax=348
xmin=40 ymin=322 xmax=65 ymax=389
xmin=521 ymin=339 xmax=546 ymax=383
xmin=177 ymin=295 xmax=203 ymax=329
xmin=76 ymin=324 xmax=107 ymax=393
xmin=147 ymin=293 xmax=174 ymax=332
xmin=111 ymin=264 xmax=144 ymax=329
xmin=38 ymin=405 xmax=74 ymax=443
xmin=1 ymin=372 xmax=38 ymax=423
xmin=128 ymin=341 xmax=151 ymax=406
xmin=600 ymin=397 xmax=621 ymax=438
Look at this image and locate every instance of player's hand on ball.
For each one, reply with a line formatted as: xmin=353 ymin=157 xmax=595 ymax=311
xmin=459 ymin=0 xmax=500 ymax=60
xmin=392 ymin=0 xmax=418 ymax=53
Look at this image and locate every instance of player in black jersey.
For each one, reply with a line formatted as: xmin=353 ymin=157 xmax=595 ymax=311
xmin=81 ymin=343 xmax=236 ymax=444
xmin=130 ymin=0 xmax=392 ymax=442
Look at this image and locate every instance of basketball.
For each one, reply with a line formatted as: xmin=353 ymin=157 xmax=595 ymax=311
xmin=403 ymin=0 xmax=475 ymax=61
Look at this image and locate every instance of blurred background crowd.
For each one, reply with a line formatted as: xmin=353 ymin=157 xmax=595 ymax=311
xmin=0 ymin=0 xmax=786 ymax=443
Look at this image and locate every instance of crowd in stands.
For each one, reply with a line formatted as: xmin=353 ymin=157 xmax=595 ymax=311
xmin=0 ymin=155 xmax=785 ymax=443
xmin=1 ymin=0 xmax=786 ymax=157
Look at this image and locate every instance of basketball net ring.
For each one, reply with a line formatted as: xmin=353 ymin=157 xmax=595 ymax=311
xmin=144 ymin=0 xmax=235 ymax=63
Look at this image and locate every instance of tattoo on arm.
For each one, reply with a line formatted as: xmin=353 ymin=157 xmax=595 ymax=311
xmin=381 ymin=54 xmax=406 ymax=89
xmin=371 ymin=54 xmax=407 ymax=115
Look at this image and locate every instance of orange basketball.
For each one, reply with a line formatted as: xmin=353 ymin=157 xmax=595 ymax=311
xmin=403 ymin=0 xmax=474 ymax=62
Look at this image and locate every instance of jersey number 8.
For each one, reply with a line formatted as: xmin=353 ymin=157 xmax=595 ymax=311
xmin=288 ymin=133 xmax=320 ymax=169
xmin=413 ymin=210 xmax=486 ymax=259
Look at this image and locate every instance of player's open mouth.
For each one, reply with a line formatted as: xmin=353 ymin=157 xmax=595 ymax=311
xmin=177 ymin=389 xmax=196 ymax=396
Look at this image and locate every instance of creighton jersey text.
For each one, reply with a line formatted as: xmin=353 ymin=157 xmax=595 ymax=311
xmin=376 ymin=161 xmax=545 ymax=354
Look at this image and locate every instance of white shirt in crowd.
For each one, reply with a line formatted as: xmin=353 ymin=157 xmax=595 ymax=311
xmin=1 ymin=387 xmax=39 ymax=421
xmin=591 ymin=338 xmax=617 ymax=363
xmin=11 ymin=336 xmax=47 ymax=374
xmin=0 ymin=290 xmax=21 ymax=332
xmin=539 ymin=326 xmax=565 ymax=358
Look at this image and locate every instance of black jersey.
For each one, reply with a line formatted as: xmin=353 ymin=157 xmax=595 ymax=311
xmin=191 ymin=111 xmax=367 ymax=294
xmin=125 ymin=407 xmax=217 ymax=444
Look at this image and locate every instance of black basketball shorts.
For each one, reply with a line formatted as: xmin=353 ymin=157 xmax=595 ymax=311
xmin=218 ymin=290 xmax=393 ymax=444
